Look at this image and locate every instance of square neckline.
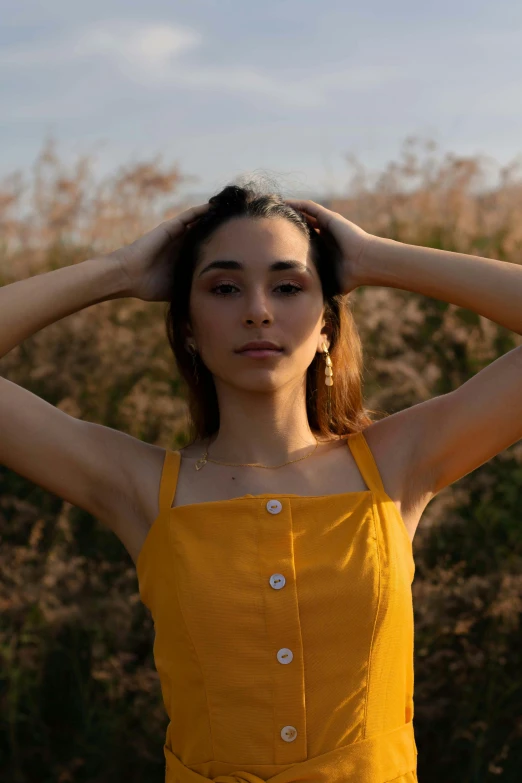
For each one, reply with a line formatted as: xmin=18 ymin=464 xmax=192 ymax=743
xmin=135 ymin=435 xmax=414 ymax=576
xmin=169 ymin=435 xmax=373 ymax=511
xmin=169 ymin=483 xmax=372 ymax=513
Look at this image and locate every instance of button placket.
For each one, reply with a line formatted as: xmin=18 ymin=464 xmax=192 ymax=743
xmin=259 ymin=498 xmax=306 ymax=762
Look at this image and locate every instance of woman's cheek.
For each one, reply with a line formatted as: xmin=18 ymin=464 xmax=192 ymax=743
xmin=193 ymin=296 xmax=235 ymax=357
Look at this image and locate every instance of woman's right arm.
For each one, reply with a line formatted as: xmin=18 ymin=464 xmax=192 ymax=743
xmin=0 ymin=203 xmax=210 ymax=560
xmin=0 ymin=256 xmax=126 ymax=359
xmin=0 ymin=257 xmax=151 ymax=554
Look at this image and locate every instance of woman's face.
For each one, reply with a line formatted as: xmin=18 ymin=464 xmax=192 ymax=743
xmin=188 ymin=216 xmax=328 ymax=393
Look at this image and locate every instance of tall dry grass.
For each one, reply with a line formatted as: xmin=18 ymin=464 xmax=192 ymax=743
xmin=0 ymin=136 xmax=521 ymax=782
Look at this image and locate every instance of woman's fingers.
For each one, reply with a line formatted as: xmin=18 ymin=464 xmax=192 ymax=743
xmin=301 ymin=212 xmax=320 ymax=227
xmin=285 ymin=199 xmax=321 ymax=226
xmin=305 ymin=218 xmax=322 ymax=234
xmin=179 ymin=202 xmax=211 ymax=220
xmin=285 ymin=198 xmax=334 ymax=229
xmin=166 ymin=202 xmax=210 ymax=226
xmin=161 ymin=202 xmax=210 ymax=239
xmin=285 ymin=198 xmax=324 ymax=215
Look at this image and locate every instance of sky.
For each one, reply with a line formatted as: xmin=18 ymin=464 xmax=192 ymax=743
xmin=2 ymin=0 xmax=522 ymax=201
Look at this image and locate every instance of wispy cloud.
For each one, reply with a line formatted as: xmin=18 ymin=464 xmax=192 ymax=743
xmin=0 ymin=21 xmax=201 ymax=74
xmin=1 ymin=20 xmax=403 ymax=119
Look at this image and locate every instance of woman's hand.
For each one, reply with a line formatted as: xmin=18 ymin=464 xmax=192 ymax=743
xmin=284 ymin=199 xmax=375 ymax=293
xmin=105 ymin=202 xmax=211 ymax=302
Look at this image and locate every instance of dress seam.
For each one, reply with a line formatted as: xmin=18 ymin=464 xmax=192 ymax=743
xmin=256 ymin=502 xmax=276 ymax=759
xmin=379 ymin=495 xmax=398 ymax=735
xmin=363 ymin=490 xmax=381 ymax=740
xmin=288 ymin=499 xmax=307 ymax=757
xmin=169 ymin=515 xmax=216 ymax=759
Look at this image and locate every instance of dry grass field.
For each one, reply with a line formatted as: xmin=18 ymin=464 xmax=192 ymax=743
xmin=1 ymin=136 xmax=521 ymax=781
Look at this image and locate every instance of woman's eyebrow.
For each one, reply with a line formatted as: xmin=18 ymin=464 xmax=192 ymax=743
xmin=197 ymin=259 xmax=311 ymax=277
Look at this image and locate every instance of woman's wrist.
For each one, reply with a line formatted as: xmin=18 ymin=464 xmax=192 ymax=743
xmin=354 ymin=236 xmax=404 ymax=288
xmin=86 ymin=255 xmax=135 ymax=301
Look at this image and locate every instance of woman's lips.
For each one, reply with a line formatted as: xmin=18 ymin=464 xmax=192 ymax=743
xmin=238 ymin=349 xmax=284 ymax=358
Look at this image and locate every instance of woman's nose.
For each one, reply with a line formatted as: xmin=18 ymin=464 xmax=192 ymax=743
xmin=242 ymin=293 xmax=273 ymax=326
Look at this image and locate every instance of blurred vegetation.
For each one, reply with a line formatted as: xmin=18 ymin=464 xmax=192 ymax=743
xmin=1 ymin=136 xmax=521 ymax=782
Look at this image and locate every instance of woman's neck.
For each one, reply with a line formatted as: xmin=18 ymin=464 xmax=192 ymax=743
xmin=206 ymin=384 xmax=323 ymax=466
xmin=206 ymin=429 xmax=321 ymax=467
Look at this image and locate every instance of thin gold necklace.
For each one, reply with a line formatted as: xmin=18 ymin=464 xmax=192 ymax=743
xmin=194 ymin=436 xmax=319 ymax=471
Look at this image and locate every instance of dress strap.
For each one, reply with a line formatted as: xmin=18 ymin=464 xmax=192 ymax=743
xmin=158 ymin=450 xmax=182 ymax=512
xmin=346 ymin=430 xmax=385 ymax=495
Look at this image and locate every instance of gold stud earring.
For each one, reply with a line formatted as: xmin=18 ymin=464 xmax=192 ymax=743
xmin=323 ymin=340 xmax=333 ymax=419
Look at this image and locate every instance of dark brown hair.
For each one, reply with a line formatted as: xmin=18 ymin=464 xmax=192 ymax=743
xmin=165 ymin=182 xmax=378 ymax=445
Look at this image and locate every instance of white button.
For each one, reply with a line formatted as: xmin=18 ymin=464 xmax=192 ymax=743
xmin=269 ymin=573 xmax=286 ymax=590
xmin=277 ymin=648 xmax=293 ymax=664
xmin=266 ymin=499 xmax=282 ymax=514
xmin=281 ymin=725 xmax=297 ymax=742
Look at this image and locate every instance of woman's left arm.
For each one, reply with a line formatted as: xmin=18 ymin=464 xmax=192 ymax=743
xmin=358 ymin=237 xmax=522 ymax=496
xmin=285 ymin=197 xmax=522 ymax=500
xmin=360 ymin=237 xmax=522 ymax=335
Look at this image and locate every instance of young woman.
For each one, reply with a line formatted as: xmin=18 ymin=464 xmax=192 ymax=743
xmin=1 ymin=185 xmax=521 ymax=782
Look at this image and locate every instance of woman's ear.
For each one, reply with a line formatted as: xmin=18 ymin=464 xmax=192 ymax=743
xmin=184 ymin=323 xmax=197 ymax=351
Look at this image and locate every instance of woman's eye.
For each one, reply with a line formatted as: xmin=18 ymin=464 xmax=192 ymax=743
xmin=277 ymin=283 xmax=303 ymax=295
xmin=210 ymin=283 xmax=239 ymax=296
xmin=210 ymin=283 xmax=303 ymax=296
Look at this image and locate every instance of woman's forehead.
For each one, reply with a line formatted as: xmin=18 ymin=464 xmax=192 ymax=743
xmin=196 ymin=218 xmax=312 ymax=273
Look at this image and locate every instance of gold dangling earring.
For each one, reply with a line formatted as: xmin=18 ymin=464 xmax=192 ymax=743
xmin=323 ymin=341 xmax=333 ymax=419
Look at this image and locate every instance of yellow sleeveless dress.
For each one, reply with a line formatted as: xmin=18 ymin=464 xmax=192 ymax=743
xmin=137 ymin=430 xmax=418 ymax=782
